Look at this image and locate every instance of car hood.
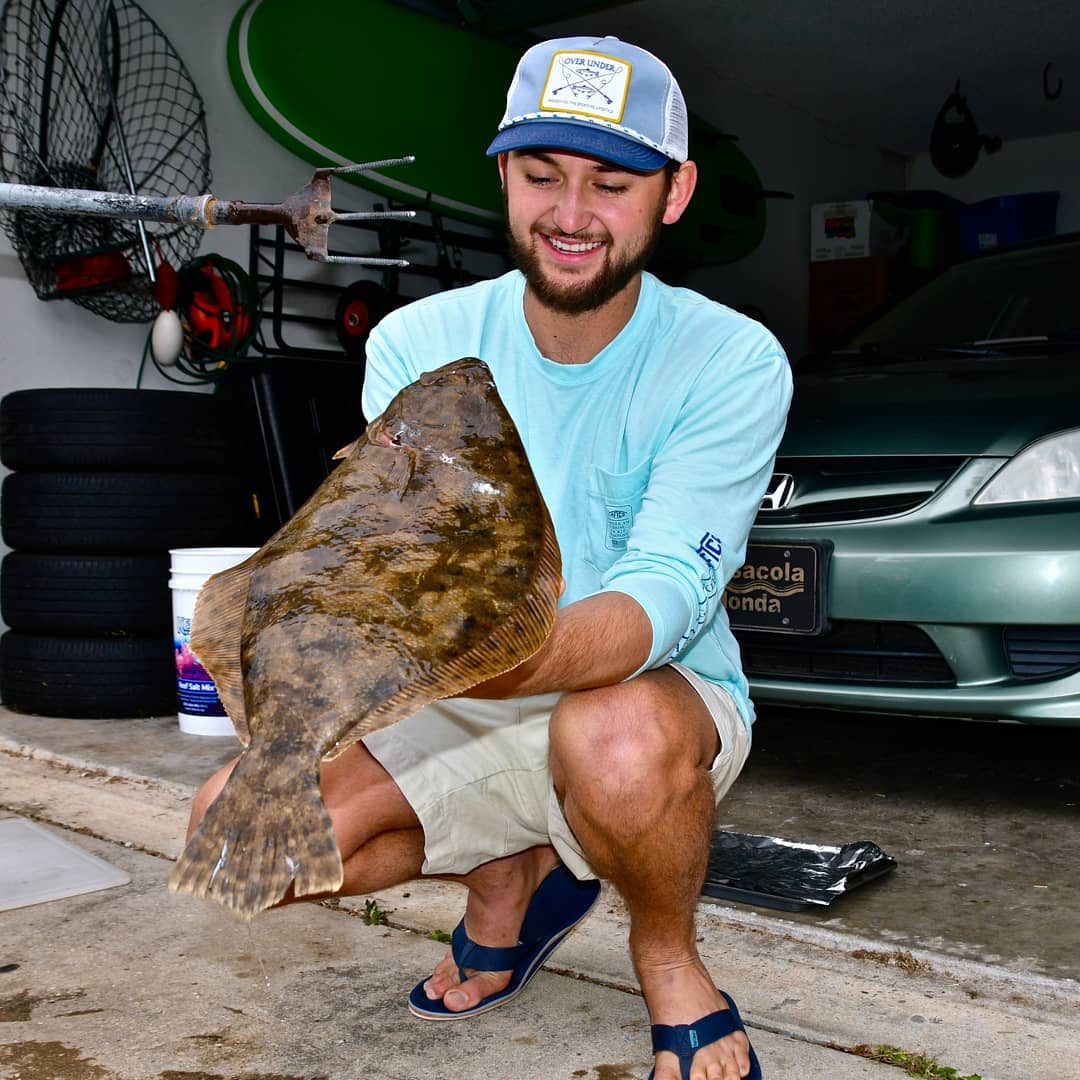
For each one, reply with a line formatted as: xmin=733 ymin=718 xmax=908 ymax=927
xmin=780 ymin=351 xmax=1080 ymax=457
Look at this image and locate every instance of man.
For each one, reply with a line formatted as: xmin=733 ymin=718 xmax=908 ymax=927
xmin=190 ymin=34 xmax=789 ymax=1080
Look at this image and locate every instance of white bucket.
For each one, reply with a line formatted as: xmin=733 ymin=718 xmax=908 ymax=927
xmin=169 ymin=547 xmax=258 ymax=736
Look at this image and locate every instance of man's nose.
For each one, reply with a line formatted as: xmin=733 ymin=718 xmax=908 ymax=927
xmin=552 ymin=186 xmax=592 ymax=235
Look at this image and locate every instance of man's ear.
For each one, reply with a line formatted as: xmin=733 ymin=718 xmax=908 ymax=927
xmin=497 ymin=152 xmax=509 ymax=189
xmin=662 ymin=160 xmax=698 ymax=226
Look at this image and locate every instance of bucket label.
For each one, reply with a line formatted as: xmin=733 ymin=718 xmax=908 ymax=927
xmin=174 ymin=614 xmax=226 ymax=717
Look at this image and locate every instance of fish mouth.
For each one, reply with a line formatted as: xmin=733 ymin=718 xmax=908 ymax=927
xmin=368 ymin=425 xmax=397 ymax=448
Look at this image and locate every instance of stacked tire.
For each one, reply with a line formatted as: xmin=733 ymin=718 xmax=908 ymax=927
xmin=0 ymin=388 xmax=254 ymax=719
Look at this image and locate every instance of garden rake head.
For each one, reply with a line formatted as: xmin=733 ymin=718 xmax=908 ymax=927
xmin=213 ymin=156 xmax=419 ymax=266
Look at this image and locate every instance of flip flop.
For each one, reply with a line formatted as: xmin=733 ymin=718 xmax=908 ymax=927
xmin=407 ymin=863 xmax=601 ymax=1020
xmin=648 ymin=990 xmax=762 ymax=1079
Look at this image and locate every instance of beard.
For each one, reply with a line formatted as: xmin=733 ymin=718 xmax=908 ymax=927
xmin=504 ymin=194 xmax=666 ymax=316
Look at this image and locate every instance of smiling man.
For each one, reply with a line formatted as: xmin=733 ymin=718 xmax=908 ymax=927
xmin=501 ymin=146 xmax=683 ymax=315
xmin=189 ymin=33 xmax=790 ymax=1080
xmin=359 ymin=37 xmax=789 ymax=1080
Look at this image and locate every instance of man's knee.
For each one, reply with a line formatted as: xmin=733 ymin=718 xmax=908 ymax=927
xmin=549 ymin=674 xmax=703 ymax=807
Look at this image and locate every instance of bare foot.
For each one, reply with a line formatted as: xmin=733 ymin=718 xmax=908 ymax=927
xmin=639 ymin=957 xmax=754 ymax=1080
xmin=421 ymin=845 xmax=561 ymax=1013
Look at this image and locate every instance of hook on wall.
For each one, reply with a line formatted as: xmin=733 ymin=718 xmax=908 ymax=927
xmin=1043 ymin=63 xmax=1063 ymax=101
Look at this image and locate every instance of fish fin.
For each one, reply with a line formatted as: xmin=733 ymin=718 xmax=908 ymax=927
xmin=389 ymin=448 xmax=416 ymax=496
xmin=332 ymin=438 xmax=359 ymax=460
xmin=329 ymin=505 xmax=563 ymax=755
xmin=190 ymin=556 xmax=257 ymax=745
xmin=466 ymin=501 xmax=562 ymax=676
xmin=168 ymin=744 xmax=343 ymax=921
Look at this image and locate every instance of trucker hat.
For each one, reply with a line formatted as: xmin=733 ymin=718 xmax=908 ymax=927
xmin=486 ymin=35 xmax=688 ymax=171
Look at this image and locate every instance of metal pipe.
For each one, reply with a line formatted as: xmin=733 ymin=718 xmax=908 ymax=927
xmin=0 ymin=156 xmax=420 ymax=268
xmin=0 ymin=182 xmax=215 ymax=227
xmin=0 ymin=182 xmax=216 ymax=226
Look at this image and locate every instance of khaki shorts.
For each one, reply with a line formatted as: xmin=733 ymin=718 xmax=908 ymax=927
xmin=362 ymin=662 xmax=751 ymax=880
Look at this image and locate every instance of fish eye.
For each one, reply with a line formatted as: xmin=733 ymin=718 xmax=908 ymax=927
xmin=386 ymin=418 xmax=420 ymax=447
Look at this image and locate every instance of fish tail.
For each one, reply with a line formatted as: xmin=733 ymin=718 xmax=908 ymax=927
xmin=168 ymin=749 xmax=344 ymax=921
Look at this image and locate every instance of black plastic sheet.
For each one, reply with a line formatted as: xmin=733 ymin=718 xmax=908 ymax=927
xmin=702 ymin=830 xmax=897 ymax=912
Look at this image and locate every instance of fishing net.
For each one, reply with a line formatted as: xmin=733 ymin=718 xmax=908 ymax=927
xmin=0 ymin=0 xmax=210 ymax=322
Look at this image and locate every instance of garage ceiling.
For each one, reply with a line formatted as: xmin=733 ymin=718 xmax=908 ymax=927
xmin=536 ymin=1 xmax=1080 ymax=156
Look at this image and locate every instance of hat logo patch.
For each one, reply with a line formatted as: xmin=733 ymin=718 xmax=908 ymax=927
xmin=540 ymin=50 xmax=632 ymax=124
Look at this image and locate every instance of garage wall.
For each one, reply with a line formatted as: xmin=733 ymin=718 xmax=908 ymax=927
xmin=0 ymin=3 xmax=922 ymax=648
xmin=671 ymin=72 xmax=906 ymax=358
xmin=0 ymin=3 xmax=908 ymax=623
xmin=0 ymin=1 xmax=904 ymax=403
xmin=907 ymin=130 xmax=1080 ymax=233
xmin=6 ymin=14 xmax=1071 ymax=399
xmin=0 ymin=0 xmax=368 ymax=403
xmin=0 ymin=0 xmax=359 ymax=626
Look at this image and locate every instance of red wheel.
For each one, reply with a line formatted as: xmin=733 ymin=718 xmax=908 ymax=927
xmin=335 ymin=280 xmax=391 ymax=359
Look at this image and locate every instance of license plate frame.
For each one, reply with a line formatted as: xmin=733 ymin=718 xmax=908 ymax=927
xmin=722 ymin=539 xmax=832 ymax=636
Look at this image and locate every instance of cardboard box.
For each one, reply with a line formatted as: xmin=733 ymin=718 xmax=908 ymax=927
xmin=810 ymin=200 xmax=910 ymax=262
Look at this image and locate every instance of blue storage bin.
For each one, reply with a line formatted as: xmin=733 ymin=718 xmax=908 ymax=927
xmin=955 ymin=191 xmax=1059 ymax=254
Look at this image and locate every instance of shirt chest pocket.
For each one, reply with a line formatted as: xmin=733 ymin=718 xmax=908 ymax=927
xmin=584 ymin=460 xmax=651 ymax=574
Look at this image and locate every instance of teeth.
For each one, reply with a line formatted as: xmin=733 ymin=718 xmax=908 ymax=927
xmin=549 ymin=236 xmax=603 ymax=253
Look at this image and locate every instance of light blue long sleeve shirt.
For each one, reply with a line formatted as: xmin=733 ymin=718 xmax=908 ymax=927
xmin=363 ymin=270 xmax=792 ymax=728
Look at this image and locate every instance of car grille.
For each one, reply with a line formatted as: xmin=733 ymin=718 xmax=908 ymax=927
xmin=1004 ymin=627 xmax=1080 ymax=679
xmin=757 ymin=456 xmax=967 ymax=525
xmin=736 ymin=620 xmax=956 ymax=686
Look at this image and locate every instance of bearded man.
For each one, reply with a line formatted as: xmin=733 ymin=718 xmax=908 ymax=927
xmin=189 ymin=34 xmax=790 ymax=1080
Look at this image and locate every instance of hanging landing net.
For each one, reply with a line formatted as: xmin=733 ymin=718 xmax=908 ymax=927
xmin=0 ymin=0 xmax=210 ymax=321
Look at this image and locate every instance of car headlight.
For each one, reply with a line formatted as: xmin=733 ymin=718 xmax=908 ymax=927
xmin=973 ymin=428 xmax=1080 ymax=505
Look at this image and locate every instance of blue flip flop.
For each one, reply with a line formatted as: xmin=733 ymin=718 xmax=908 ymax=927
xmin=648 ymin=991 xmax=762 ymax=1079
xmin=407 ymin=863 xmax=601 ymax=1020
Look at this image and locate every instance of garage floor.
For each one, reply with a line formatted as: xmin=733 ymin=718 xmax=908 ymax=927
xmin=2 ymin=702 xmax=1077 ymax=985
xmin=730 ymin=706 xmax=1080 ymax=984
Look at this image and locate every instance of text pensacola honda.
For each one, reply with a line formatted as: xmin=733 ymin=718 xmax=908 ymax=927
xmin=724 ymin=234 xmax=1080 ymax=727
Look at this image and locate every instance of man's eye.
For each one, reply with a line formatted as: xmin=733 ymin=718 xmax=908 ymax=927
xmin=597 ymin=183 xmax=627 ymax=194
xmin=525 ymin=173 xmax=554 ymax=185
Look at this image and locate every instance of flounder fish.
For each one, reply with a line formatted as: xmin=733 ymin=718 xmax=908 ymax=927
xmin=168 ymin=357 xmax=561 ymax=920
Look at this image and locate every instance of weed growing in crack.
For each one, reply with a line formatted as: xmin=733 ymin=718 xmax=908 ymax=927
xmin=852 ymin=1043 xmax=982 ymax=1079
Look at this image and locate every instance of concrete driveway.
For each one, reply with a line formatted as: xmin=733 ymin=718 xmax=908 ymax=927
xmin=1 ymin=706 xmax=1077 ymax=1079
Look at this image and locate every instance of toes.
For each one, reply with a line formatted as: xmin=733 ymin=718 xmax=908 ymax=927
xmin=420 ymin=947 xmax=514 ymax=1011
xmin=443 ymin=970 xmax=511 ymax=1012
xmin=423 ymin=969 xmax=463 ymax=1000
xmin=422 ymin=955 xmax=461 ymax=999
xmin=442 ymin=985 xmax=472 ymax=1011
xmin=652 ymin=1033 xmax=752 ymax=1080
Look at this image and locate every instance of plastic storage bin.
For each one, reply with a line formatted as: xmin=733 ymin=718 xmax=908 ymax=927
xmin=955 ymin=191 xmax=1059 ymax=254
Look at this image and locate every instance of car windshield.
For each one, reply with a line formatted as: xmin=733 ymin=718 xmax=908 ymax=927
xmin=848 ymin=240 xmax=1080 ymax=347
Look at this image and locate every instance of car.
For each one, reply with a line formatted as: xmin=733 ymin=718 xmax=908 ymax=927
xmin=726 ymin=234 xmax=1080 ymax=726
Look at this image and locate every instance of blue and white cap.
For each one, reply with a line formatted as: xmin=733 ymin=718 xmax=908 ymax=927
xmin=486 ymin=36 xmax=688 ymax=172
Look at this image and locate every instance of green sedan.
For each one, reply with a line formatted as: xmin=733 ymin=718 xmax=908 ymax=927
xmin=730 ymin=235 xmax=1080 ymax=726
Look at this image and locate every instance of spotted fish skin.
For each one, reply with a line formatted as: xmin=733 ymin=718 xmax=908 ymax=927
xmin=168 ymin=358 xmax=561 ymax=919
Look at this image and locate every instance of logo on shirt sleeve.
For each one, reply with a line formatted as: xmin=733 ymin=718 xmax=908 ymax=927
xmin=695 ymin=531 xmax=723 ymax=566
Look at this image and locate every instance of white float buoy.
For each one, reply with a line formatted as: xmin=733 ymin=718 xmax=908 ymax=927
xmin=151 ymin=308 xmax=184 ymax=366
